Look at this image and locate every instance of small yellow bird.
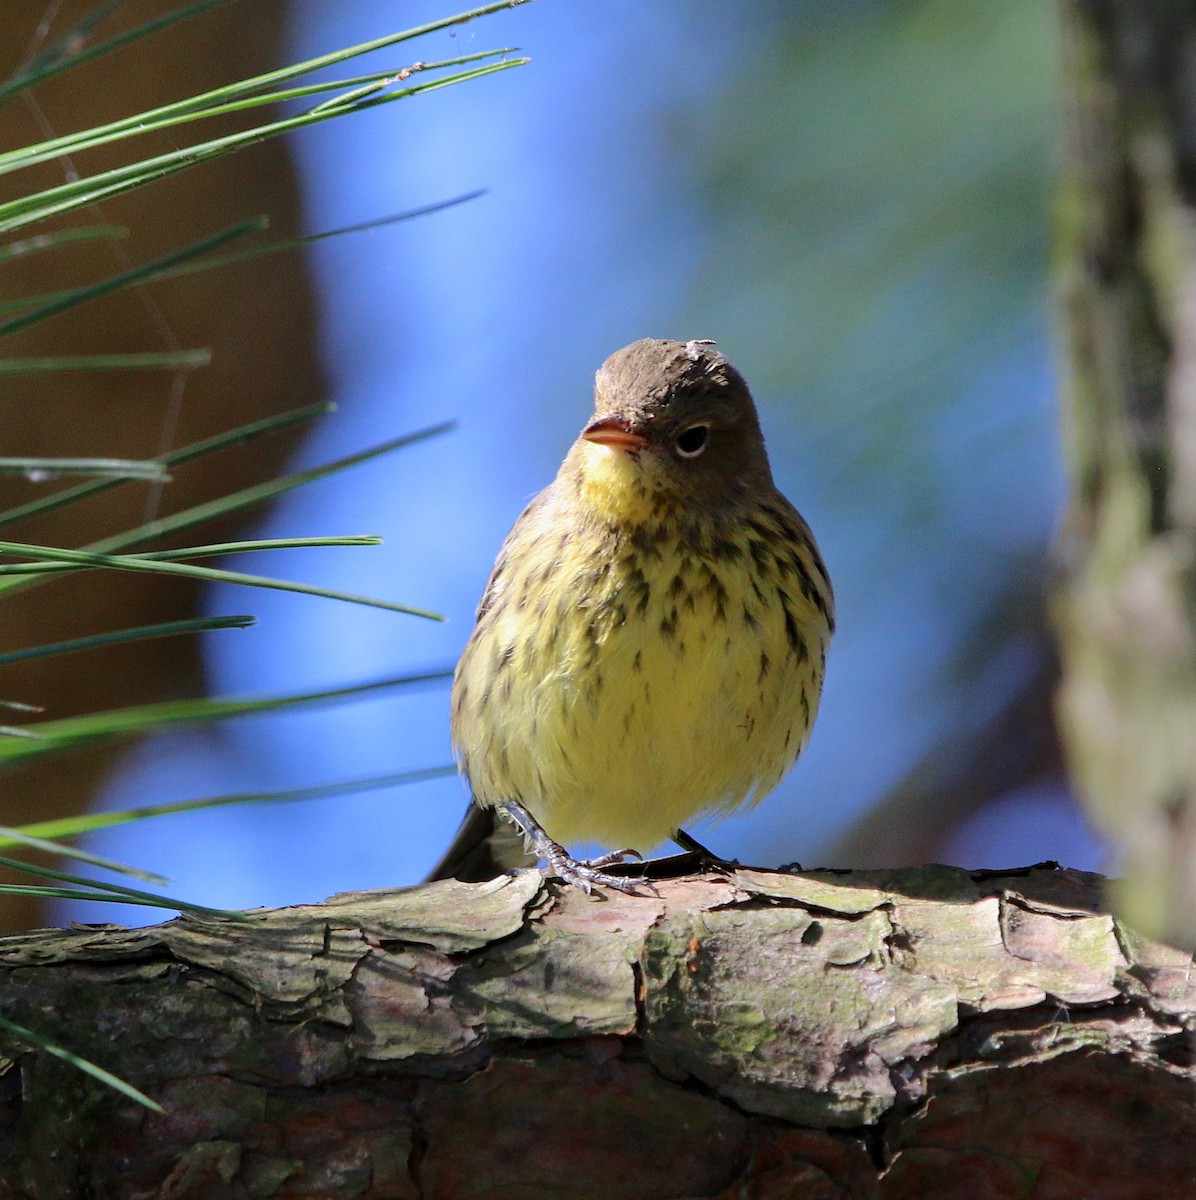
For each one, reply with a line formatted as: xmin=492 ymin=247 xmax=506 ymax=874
xmin=428 ymin=338 xmax=833 ymax=892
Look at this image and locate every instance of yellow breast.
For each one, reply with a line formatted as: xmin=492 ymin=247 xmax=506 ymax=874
xmin=451 ymin=460 xmax=832 ymax=852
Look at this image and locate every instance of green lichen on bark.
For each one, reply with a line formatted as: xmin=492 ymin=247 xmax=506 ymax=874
xmin=0 ymin=866 xmax=1191 ymax=1197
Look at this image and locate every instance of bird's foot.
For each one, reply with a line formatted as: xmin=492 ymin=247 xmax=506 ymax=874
xmin=583 ymin=847 xmax=643 ymax=870
xmin=500 ymin=801 xmax=655 ymax=896
xmin=544 ymin=844 xmax=654 ymax=896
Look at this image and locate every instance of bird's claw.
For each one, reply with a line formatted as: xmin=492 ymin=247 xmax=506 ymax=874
xmin=501 ymin=800 xmax=656 ymax=895
xmin=544 ymin=846 xmax=657 ymax=896
xmin=582 ymin=846 xmax=643 ymax=869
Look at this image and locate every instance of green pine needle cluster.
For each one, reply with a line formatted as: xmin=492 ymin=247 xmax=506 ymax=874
xmin=0 ymin=0 xmax=530 ymax=1108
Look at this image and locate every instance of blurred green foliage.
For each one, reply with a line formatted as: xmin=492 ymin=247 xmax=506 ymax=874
xmin=685 ymin=0 xmax=1055 ymax=510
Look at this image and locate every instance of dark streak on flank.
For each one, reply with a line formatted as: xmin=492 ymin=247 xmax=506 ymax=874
xmin=710 ymin=535 xmax=743 ymax=561
xmin=629 ymin=524 xmax=664 ymax=562
xmin=783 ymin=604 xmax=807 ymax=662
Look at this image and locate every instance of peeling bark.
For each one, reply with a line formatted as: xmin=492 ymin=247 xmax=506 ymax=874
xmin=0 ymin=865 xmax=1191 ymax=1198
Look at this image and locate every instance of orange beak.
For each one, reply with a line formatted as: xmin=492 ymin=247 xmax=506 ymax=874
xmin=581 ymin=415 xmax=649 ymax=454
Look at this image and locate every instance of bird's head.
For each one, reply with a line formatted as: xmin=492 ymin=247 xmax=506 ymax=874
xmin=565 ymin=338 xmax=775 ymax=525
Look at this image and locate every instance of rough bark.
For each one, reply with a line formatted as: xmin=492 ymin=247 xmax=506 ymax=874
xmin=0 ymin=865 xmax=1192 ymax=1199
xmin=1055 ymin=0 xmax=1196 ymax=946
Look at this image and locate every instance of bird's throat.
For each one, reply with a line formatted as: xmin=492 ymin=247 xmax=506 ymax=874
xmin=575 ymin=441 xmax=661 ymax=526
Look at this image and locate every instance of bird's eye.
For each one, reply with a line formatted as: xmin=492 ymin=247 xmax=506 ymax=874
xmin=675 ymin=424 xmax=710 ymax=458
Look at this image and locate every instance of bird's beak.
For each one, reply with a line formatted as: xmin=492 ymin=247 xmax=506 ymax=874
xmin=581 ymin=415 xmax=649 ymax=454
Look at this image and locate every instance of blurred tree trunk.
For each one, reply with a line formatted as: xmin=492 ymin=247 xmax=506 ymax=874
xmin=0 ymin=868 xmax=1192 ymax=1199
xmin=1055 ymin=0 xmax=1196 ymax=948
xmin=0 ymin=1 xmax=324 ymax=930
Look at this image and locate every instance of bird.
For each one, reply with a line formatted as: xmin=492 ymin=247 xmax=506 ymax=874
xmin=427 ymin=338 xmax=834 ymax=893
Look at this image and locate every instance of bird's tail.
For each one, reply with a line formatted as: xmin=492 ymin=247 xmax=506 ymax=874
xmin=424 ymin=802 xmax=538 ymax=883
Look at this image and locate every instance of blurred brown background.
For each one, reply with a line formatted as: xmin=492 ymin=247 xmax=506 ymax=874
xmin=0 ymin=0 xmax=323 ymax=929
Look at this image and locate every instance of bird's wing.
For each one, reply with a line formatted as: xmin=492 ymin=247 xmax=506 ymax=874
xmin=472 ymin=488 xmax=553 ymax=623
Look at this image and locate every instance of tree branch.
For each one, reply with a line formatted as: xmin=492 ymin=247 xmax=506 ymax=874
xmin=0 ymin=865 xmax=1192 ymax=1197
